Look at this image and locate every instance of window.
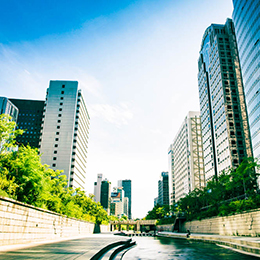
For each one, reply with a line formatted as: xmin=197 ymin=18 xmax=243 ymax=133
xmin=57 ymin=120 xmax=61 ymax=123
xmin=52 ymin=164 xmax=56 ymax=167
xmin=54 ymin=144 xmax=58 ymax=147
xmin=58 ymin=114 xmax=62 ymax=117
xmin=60 ymin=103 xmax=63 ymax=106
xmin=59 ymin=108 xmax=62 ymax=111
xmin=55 ymin=138 xmax=59 ymax=141
xmin=62 ymin=85 xmax=65 ymax=88
xmin=53 ymin=157 xmax=57 ymax=160
xmin=54 ymin=151 xmax=57 ymax=154
xmin=57 ymin=126 xmax=60 ymax=129
xmin=61 ymin=91 xmax=64 ymax=94
xmin=60 ymin=97 xmax=64 ymax=100
xmin=56 ymin=132 xmax=59 ymax=135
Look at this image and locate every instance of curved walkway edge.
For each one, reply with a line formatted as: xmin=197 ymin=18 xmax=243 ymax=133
xmin=158 ymin=232 xmax=260 ymax=258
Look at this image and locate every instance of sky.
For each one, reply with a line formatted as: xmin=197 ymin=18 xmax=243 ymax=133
xmin=0 ymin=0 xmax=233 ymax=218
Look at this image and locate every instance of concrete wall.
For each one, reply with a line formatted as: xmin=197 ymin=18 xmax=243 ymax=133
xmin=181 ymin=209 xmax=260 ymax=236
xmin=0 ymin=197 xmax=108 ymax=246
xmin=157 ymin=224 xmax=174 ymax=232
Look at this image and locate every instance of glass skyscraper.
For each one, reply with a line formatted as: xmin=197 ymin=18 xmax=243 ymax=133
xmin=10 ymin=99 xmax=44 ymax=148
xmin=198 ymin=19 xmax=252 ymax=182
xmin=232 ymin=0 xmax=260 ymax=159
xmin=118 ymin=179 xmax=132 ymax=219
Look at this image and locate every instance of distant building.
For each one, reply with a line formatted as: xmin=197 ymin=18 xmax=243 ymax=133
xmin=0 ymin=97 xmax=18 ymax=121
xmin=198 ymin=19 xmax=252 ymax=182
xmin=168 ymin=144 xmax=175 ymax=206
xmin=10 ymin=99 xmax=44 ymax=148
xmin=100 ymin=179 xmax=111 ymax=214
xmin=110 ymin=187 xmax=127 ymax=218
xmin=158 ymin=172 xmax=169 ymax=206
xmin=154 ymin=197 xmax=159 ymax=206
xmin=40 ymin=80 xmax=90 ymax=190
xmin=118 ymin=179 xmax=132 ymax=219
xmin=0 ymin=97 xmax=19 ymax=152
xmin=170 ymin=112 xmax=205 ymax=203
xmin=94 ymin=174 xmax=103 ymax=203
xmin=232 ymin=0 xmax=260 ymax=159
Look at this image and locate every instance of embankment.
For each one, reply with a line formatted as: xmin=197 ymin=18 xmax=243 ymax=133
xmin=0 ymin=196 xmax=109 ymax=246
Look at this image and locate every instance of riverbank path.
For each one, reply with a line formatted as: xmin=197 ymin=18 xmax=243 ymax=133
xmin=0 ymin=233 xmax=130 ymax=259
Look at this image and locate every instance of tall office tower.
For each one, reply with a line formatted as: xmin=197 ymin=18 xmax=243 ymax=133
xmin=10 ymin=99 xmax=44 ymax=148
xmin=110 ymin=188 xmax=125 ymax=217
xmin=232 ymin=0 xmax=260 ymax=159
xmin=158 ymin=172 xmax=169 ymax=206
xmin=100 ymin=179 xmax=111 ymax=214
xmin=118 ymin=180 xmax=132 ymax=219
xmin=94 ymin=174 xmax=103 ymax=203
xmin=171 ymin=112 xmax=205 ymax=202
xmin=198 ymin=19 xmax=253 ymax=182
xmin=40 ymin=80 xmax=90 ymax=190
xmin=168 ymin=144 xmax=175 ymax=206
xmin=0 ymin=97 xmax=18 ymax=121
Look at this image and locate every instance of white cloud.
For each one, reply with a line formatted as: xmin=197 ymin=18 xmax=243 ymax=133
xmin=88 ymin=102 xmax=133 ymax=127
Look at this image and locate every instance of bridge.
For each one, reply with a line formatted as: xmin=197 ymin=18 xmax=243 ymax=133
xmin=110 ymin=219 xmax=157 ymax=232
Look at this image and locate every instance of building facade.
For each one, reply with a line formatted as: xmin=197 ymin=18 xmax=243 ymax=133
xmin=118 ymin=179 xmax=132 ymax=219
xmin=232 ymin=0 xmax=260 ymax=159
xmin=158 ymin=172 xmax=169 ymax=206
xmin=0 ymin=97 xmax=18 ymax=121
xmin=100 ymin=179 xmax=111 ymax=214
xmin=40 ymin=80 xmax=90 ymax=190
xmin=198 ymin=19 xmax=252 ymax=182
xmin=10 ymin=99 xmax=44 ymax=148
xmin=168 ymin=144 xmax=175 ymax=206
xmin=94 ymin=174 xmax=103 ymax=203
xmin=171 ymin=112 xmax=205 ymax=202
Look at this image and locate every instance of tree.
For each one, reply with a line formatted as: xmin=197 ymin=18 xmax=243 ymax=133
xmin=0 ymin=114 xmax=23 ymax=153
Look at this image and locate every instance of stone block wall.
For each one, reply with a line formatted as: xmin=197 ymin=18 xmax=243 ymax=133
xmin=0 ymin=196 xmax=106 ymax=246
xmin=181 ymin=209 xmax=260 ymax=236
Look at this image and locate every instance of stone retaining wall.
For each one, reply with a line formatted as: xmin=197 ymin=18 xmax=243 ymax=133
xmin=156 ymin=224 xmax=174 ymax=232
xmin=181 ymin=209 xmax=260 ymax=236
xmin=0 ymin=196 xmax=109 ymax=246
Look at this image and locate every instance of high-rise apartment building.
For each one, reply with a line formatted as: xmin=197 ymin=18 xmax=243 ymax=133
xmin=168 ymin=144 xmax=175 ymax=206
xmin=232 ymin=0 xmax=260 ymax=159
xmin=10 ymin=99 xmax=44 ymax=148
xmin=198 ymin=19 xmax=252 ymax=182
xmin=0 ymin=97 xmax=18 ymax=121
xmin=158 ymin=172 xmax=169 ymax=206
xmin=94 ymin=174 xmax=103 ymax=203
xmin=100 ymin=179 xmax=111 ymax=214
xmin=118 ymin=179 xmax=132 ymax=219
xmin=170 ymin=112 xmax=205 ymax=202
xmin=40 ymin=80 xmax=90 ymax=190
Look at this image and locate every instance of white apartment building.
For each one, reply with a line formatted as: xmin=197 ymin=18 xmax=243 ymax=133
xmin=40 ymin=80 xmax=90 ymax=190
xmin=170 ymin=111 xmax=205 ymax=203
xmin=94 ymin=173 xmax=103 ymax=203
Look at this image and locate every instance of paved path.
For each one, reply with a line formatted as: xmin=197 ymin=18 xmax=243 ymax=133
xmin=0 ymin=234 xmax=129 ymax=260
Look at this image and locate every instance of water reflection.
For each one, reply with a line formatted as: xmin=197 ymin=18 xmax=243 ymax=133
xmin=123 ymin=236 xmax=258 ymax=260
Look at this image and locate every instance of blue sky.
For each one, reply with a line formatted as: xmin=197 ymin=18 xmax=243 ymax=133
xmin=0 ymin=0 xmax=233 ymax=218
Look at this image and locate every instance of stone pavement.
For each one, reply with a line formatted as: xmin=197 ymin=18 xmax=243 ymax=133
xmin=158 ymin=231 xmax=260 ymax=258
xmin=0 ymin=233 xmax=129 ymax=260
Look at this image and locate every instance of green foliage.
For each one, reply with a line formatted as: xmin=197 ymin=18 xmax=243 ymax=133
xmin=0 ymin=114 xmax=23 ymax=153
xmin=145 ymin=204 xmax=171 ymax=220
xmin=176 ymin=158 xmax=260 ymax=220
xmin=0 ymin=114 xmax=109 ymax=224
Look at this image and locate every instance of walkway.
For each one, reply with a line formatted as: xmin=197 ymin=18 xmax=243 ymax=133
xmin=158 ymin=231 xmax=260 ymax=258
xmin=0 ymin=234 xmax=130 ymax=259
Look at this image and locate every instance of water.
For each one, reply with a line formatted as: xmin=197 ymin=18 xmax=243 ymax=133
xmin=123 ymin=236 xmax=258 ymax=260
